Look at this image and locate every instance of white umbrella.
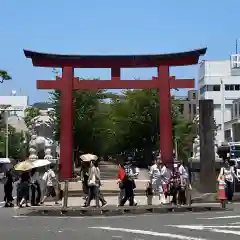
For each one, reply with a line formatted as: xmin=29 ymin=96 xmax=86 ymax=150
xmin=80 ymin=153 xmax=98 ymax=162
xmin=0 ymin=158 xmax=11 ymax=164
xmin=32 ymin=159 xmax=51 ymax=168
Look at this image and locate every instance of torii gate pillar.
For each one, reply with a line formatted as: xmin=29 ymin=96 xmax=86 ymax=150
xmin=60 ymin=67 xmax=74 ymax=178
xmin=158 ymin=66 xmax=173 ymax=162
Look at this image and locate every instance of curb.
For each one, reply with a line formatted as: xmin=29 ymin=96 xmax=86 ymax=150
xmin=17 ymin=205 xmax=228 ymax=217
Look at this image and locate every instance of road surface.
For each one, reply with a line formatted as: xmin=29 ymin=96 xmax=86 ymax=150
xmin=0 ymin=204 xmax=239 ymax=239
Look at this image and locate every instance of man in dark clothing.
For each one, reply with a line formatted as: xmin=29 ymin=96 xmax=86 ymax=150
xmin=119 ymin=160 xmax=135 ymax=206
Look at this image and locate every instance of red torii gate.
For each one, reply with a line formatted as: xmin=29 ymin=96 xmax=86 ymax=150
xmin=24 ymin=48 xmax=206 ymax=179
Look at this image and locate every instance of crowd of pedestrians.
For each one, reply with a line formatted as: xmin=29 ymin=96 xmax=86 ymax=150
xmin=3 ymin=164 xmax=60 ymax=208
xmin=1 ymin=155 xmax=191 ymax=208
xmin=79 ymin=155 xmax=190 ymax=207
xmin=146 ymin=157 xmax=190 ymax=206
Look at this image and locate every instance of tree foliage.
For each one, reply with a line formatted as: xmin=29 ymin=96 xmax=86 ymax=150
xmin=0 ymin=126 xmax=26 ymax=159
xmin=0 ymin=70 xmax=11 ymax=83
xmin=48 ymin=82 xmax=197 ymax=165
xmin=24 ymin=107 xmax=40 ymax=128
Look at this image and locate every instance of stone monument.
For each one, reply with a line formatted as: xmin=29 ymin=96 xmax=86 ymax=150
xmin=199 ymin=100 xmax=216 ymax=193
xmin=190 ymin=106 xmax=220 ymax=162
xmin=27 ymin=108 xmax=58 ymax=160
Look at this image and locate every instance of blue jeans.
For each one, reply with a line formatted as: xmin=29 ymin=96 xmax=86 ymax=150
xmin=225 ymin=181 xmax=234 ymax=201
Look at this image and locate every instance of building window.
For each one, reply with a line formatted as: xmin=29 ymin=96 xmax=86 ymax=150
xmin=225 ymin=129 xmax=232 ymax=142
xmin=225 ymin=84 xmax=234 ymax=91
xmin=231 ymin=54 xmax=240 ymax=68
xmin=193 ymin=104 xmax=196 ymax=115
xmin=235 ymin=85 xmax=240 ymax=91
xmin=179 ymin=104 xmax=184 ymax=114
xmin=213 ymin=85 xmax=220 ymax=91
xmin=235 ymin=104 xmax=238 ymax=117
xmin=189 ymin=104 xmax=191 ymax=114
xmin=206 ymin=85 xmax=221 ymax=91
xmin=192 ymin=92 xmax=196 ymax=99
xmin=238 ymin=103 xmax=240 ymax=116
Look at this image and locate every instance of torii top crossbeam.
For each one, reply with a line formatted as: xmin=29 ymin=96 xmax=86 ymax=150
xmin=24 ymin=48 xmax=206 ymax=68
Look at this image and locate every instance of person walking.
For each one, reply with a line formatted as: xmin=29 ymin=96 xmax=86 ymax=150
xmin=160 ymin=163 xmax=172 ymax=204
xmin=18 ymin=171 xmax=30 ymax=208
xmin=149 ymin=157 xmax=162 ymax=201
xmin=219 ymin=160 xmax=239 ymax=202
xmin=177 ymin=161 xmax=189 ymax=205
xmin=40 ymin=165 xmax=59 ymax=205
xmin=119 ymin=161 xmax=136 ymax=206
xmin=30 ymin=168 xmax=41 ymax=206
xmin=4 ymin=168 xmax=14 ymax=207
xmin=117 ymin=163 xmax=126 ymax=205
xmin=85 ymin=160 xmax=107 ymax=207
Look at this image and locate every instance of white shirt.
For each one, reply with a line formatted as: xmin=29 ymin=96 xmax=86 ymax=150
xmin=149 ymin=164 xmax=161 ymax=184
xmin=178 ymin=165 xmax=188 ymax=179
xmin=160 ymin=166 xmax=172 ymax=184
xmin=220 ymin=166 xmax=235 ymax=183
xmin=42 ymin=169 xmax=56 ymax=186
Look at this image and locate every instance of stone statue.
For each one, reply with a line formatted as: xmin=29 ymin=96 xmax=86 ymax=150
xmin=192 ymin=135 xmax=200 ymax=158
xmin=28 ymin=147 xmax=38 ymax=160
xmin=44 ymin=148 xmax=53 ymax=160
xmin=27 ymin=108 xmax=58 ymax=160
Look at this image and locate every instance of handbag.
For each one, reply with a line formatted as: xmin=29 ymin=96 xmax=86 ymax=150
xmin=88 ymin=174 xmax=96 ymax=186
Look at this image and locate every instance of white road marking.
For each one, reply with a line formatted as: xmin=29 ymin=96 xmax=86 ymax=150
xmin=210 ymin=229 xmax=240 ymax=235
xmin=168 ymin=225 xmax=240 ymax=236
xmin=198 ymin=215 xmax=240 ymax=220
xmin=168 ymin=225 xmax=240 ymax=229
xmin=89 ymin=226 xmax=208 ymax=240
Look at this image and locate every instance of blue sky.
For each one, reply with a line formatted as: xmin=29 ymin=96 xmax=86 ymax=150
xmin=0 ymin=0 xmax=239 ymax=104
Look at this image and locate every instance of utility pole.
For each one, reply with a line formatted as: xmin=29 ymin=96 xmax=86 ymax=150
xmin=220 ymin=79 xmax=225 ymax=144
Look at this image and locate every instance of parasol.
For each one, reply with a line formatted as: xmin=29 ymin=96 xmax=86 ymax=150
xmin=80 ymin=153 xmax=98 ymax=162
xmin=14 ymin=160 xmax=35 ymax=171
xmin=32 ymin=159 xmax=51 ymax=168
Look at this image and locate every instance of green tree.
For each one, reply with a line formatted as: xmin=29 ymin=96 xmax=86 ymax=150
xmin=106 ymin=90 xmax=194 ymax=165
xmin=24 ymin=107 xmax=40 ymax=128
xmin=0 ymin=70 xmax=11 ymax=83
xmin=49 ymin=88 xmax=115 ymax=158
xmin=173 ymin=118 xmax=196 ymax=161
xmin=0 ymin=126 xmax=26 ymax=159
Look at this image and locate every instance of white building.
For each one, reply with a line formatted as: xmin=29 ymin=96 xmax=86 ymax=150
xmin=198 ymin=54 xmax=240 ymax=144
xmin=0 ymin=95 xmax=29 ymax=117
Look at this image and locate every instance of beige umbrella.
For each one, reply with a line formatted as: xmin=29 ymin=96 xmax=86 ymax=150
xmin=32 ymin=159 xmax=51 ymax=168
xmin=80 ymin=153 xmax=98 ymax=162
xmin=14 ymin=160 xmax=35 ymax=171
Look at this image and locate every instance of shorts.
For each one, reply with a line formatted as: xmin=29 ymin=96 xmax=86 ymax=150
xmin=46 ymin=186 xmax=56 ymax=198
